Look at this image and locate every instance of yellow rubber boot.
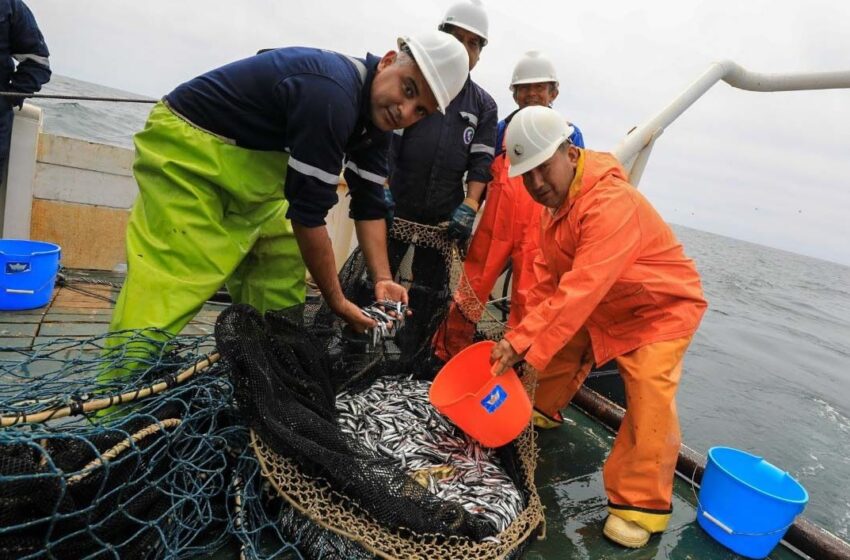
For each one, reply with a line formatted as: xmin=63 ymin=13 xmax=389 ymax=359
xmin=603 ymin=515 xmax=650 ymax=548
xmin=532 ymin=408 xmax=564 ymax=429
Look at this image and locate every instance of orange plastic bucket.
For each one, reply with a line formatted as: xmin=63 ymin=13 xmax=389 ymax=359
xmin=429 ymin=340 xmax=532 ymax=447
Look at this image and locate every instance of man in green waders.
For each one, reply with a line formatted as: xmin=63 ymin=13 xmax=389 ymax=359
xmin=102 ymin=31 xmax=470 ymax=381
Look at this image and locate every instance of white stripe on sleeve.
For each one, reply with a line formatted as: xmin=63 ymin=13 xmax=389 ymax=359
xmin=345 ymin=161 xmax=386 ymax=185
xmin=470 ymin=144 xmax=495 ymax=156
xmin=288 ymin=156 xmax=341 ymax=185
xmin=12 ymin=54 xmax=50 ymax=68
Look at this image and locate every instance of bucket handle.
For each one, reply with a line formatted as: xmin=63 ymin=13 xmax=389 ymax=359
xmin=700 ymin=511 xmax=736 ymax=534
xmin=690 ymin=462 xmax=797 ymax=537
xmin=31 ymin=248 xmax=60 ymax=257
xmin=433 ymin=388 xmax=481 ymax=409
xmin=2 ymin=261 xmax=62 ymax=295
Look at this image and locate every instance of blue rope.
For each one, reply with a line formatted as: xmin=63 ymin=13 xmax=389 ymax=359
xmin=0 ymin=332 xmax=300 ymax=559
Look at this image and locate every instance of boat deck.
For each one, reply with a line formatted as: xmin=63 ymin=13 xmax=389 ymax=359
xmin=530 ymin=408 xmax=798 ymax=559
xmin=0 ymin=276 xmax=800 ymax=559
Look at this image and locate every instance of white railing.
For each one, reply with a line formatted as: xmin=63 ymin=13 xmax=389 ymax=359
xmin=1 ymin=103 xmax=42 ymax=238
xmin=613 ymin=60 xmax=850 ymax=186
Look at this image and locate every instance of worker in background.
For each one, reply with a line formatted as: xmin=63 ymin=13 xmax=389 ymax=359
xmin=105 ymin=31 xmax=469 ymax=367
xmin=0 ymin=0 xmax=50 ymax=182
xmin=489 ymin=106 xmax=707 ymax=549
xmin=433 ymin=51 xmax=582 ymax=364
xmin=387 ymin=0 xmax=497 ymax=292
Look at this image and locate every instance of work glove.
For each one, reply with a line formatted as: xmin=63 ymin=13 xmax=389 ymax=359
xmin=383 ymin=188 xmax=395 ymax=229
xmin=446 ymin=198 xmax=479 ymax=241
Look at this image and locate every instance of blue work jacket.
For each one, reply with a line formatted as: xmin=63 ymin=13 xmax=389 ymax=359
xmin=166 ymin=47 xmax=390 ymax=227
xmin=389 ymin=77 xmax=497 ymax=224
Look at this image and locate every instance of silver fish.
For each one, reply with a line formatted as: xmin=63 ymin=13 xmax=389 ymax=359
xmin=336 ymin=377 xmax=524 ymax=533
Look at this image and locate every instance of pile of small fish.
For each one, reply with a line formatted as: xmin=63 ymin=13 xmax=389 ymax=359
xmin=336 ymin=377 xmax=524 ymax=533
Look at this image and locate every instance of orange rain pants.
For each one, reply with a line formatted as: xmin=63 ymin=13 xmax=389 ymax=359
xmin=433 ymin=150 xmax=541 ymax=361
xmin=535 ymin=329 xmax=693 ymax=533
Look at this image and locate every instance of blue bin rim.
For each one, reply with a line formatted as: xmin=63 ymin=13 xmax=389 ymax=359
xmin=0 ymin=239 xmax=61 ymax=257
xmin=707 ymin=446 xmax=809 ymax=505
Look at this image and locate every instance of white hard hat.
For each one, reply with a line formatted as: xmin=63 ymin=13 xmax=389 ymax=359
xmin=510 ymin=50 xmax=559 ymax=90
xmin=505 ymin=106 xmax=574 ymax=177
xmin=439 ymin=0 xmax=489 ymax=46
xmin=398 ymin=31 xmax=469 ymax=114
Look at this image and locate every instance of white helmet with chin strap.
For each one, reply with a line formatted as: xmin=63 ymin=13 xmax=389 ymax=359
xmin=505 ymin=106 xmax=574 ymax=177
xmin=397 ymin=30 xmax=470 ymax=114
xmin=510 ymin=50 xmax=559 ymax=90
xmin=439 ymin=0 xmax=489 ymax=46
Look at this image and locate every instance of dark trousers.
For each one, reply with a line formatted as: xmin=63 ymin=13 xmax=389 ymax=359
xmin=0 ymin=107 xmax=14 ymax=182
xmin=386 ymin=237 xmax=448 ymax=293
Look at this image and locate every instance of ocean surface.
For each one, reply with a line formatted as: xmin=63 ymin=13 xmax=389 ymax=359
xmin=31 ymin=76 xmax=850 ymax=542
xmin=33 ymin=75 xmax=153 ymax=148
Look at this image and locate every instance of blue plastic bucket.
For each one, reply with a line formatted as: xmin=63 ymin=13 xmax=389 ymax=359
xmin=697 ymin=447 xmax=808 ymax=559
xmin=0 ymin=239 xmax=61 ymax=310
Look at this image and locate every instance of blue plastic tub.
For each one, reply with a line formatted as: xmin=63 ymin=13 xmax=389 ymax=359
xmin=0 ymin=239 xmax=61 ymax=310
xmin=697 ymin=446 xmax=808 ymax=559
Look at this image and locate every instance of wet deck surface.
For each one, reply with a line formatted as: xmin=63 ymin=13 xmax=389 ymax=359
xmin=0 ymin=273 xmax=221 ymax=349
xmin=0 ymin=275 xmax=801 ymax=559
xmin=528 ymin=407 xmax=799 ymax=559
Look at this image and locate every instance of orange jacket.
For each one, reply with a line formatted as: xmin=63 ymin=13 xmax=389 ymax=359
xmin=505 ymin=150 xmax=707 ymax=371
xmin=432 ymin=147 xmax=542 ymax=361
xmin=463 ymin=147 xmax=542 ymax=326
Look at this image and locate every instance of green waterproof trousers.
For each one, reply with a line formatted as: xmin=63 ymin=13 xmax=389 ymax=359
xmin=108 ymin=102 xmax=306 ymax=345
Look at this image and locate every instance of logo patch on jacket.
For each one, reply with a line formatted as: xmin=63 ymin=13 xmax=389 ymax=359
xmin=463 ymin=126 xmax=475 ymax=145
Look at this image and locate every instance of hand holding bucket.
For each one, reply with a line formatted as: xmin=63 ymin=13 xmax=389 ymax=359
xmin=429 ymin=341 xmax=532 ymax=448
xmin=489 ymin=339 xmax=522 ymax=376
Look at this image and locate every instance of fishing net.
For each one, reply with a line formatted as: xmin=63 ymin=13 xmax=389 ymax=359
xmin=0 ymin=332 xmax=241 ymax=559
xmin=0 ymin=219 xmax=541 ymax=560
xmin=218 ymin=219 xmax=544 ymax=559
xmin=388 ymin=218 xmax=509 ymax=342
xmin=227 ymin=434 xmax=305 ymax=560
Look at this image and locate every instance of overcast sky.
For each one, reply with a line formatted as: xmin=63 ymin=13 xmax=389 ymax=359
xmin=28 ymin=0 xmax=850 ymax=265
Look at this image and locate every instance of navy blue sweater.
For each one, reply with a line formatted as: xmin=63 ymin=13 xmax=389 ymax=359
xmin=0 ymin=0 xmax=50 ymax=102
xmin=166 ymin=47 xmax=390 ymax=227
xmin=389 ymin=78 xmax=497 ymax=224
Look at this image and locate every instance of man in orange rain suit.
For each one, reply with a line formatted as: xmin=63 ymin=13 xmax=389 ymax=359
xmin=489 ymin=106 xmax=707 ymax=548
xmin=433 ymin=50 xmax=583 ymax=360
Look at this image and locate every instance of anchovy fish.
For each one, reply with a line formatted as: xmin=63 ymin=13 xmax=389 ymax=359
xmin=336 ymin=377 xmax=523 ymax=533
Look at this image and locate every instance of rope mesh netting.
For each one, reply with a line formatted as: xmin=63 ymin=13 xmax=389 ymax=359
xmin=0 ymin=219 xmax=542 ymax=559
xmin=0 ymin=332 xmax=240 ymax=559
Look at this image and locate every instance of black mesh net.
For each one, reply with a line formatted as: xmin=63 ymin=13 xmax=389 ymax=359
xmin=216 ymin=302 xmax=499 ymax=541
xmin=215 ymin=224 xmax=539 ymax=554
xmin=328 ymin=243 xmax=451 ymax=382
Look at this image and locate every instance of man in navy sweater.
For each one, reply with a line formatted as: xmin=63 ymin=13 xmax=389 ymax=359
xmin=0 ymin=0 xmax=50 ymax=180
xmin=106 ymin=31 xmax=470 ymax=363
xmin=388 ymin=0 xmax=497 ymax=292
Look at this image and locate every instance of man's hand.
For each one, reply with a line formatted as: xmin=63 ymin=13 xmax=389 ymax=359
xmin=374 ymin=279 xmax=411 ymax=315
xmin=446 ymin=198 xmax=479 ymax=241
xmin=334 ymin=299 xmax=377 ymax=333
xmin=490 ymin=339 xmax=521 ymax=376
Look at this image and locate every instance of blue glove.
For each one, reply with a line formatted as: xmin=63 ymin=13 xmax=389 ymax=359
xmin=447 ymin=199 xmax=478 ymax=241
xmin=383 ymin=188 xmax=395 ymax=229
